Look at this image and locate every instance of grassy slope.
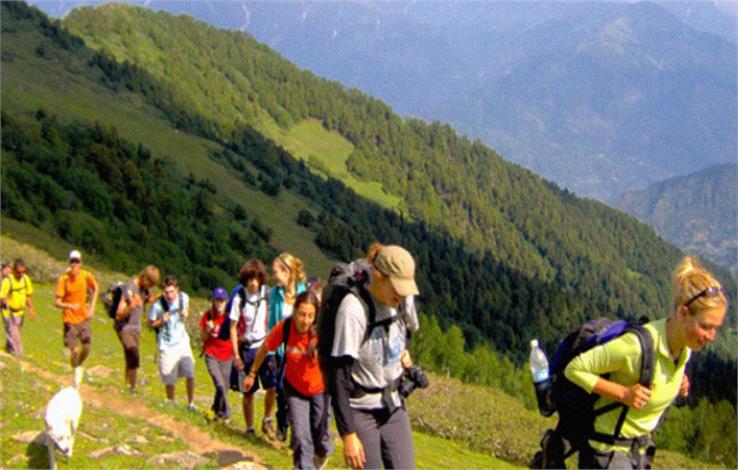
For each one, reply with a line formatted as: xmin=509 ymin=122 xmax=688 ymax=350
xmin=262 ymin=118 xmax=406 ymax=213
xmin=1 ymin=21 xmax=333 ymax=278
xmin=0 ymin=234 xmax=517 ymax=469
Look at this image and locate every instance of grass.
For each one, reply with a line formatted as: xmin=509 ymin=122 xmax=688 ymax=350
xmin=0 ymin=359 xmax=198 ymax=469
xmin=258 ymin=118 xmax=406 ymax=214
xmin=0 ymin=236 xmax=522 ymax=469
xmin=408 ymin=376 xmax=722 ymax=469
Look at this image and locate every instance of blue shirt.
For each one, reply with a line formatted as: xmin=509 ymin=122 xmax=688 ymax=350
xmin=148 ymin=291 xmax=191 ymax=349
xmin=268 ymin=282 xmax=306 ymax=357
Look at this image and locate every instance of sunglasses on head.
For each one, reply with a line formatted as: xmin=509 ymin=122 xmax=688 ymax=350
xmin=684 ymin=286 xmax=725 ymax=307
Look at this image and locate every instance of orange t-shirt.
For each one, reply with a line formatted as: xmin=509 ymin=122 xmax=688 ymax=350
xmin=265 ymin=319 xmax=324 ymax=397
xmin=56 ymin=269 xmax=97 ymax=324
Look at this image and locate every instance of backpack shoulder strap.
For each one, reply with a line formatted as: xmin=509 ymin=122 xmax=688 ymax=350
xmin=282 ymin=317 xmax=292 ymax=350
xmin=238 ymin=286 xmax=247 ymax=312
xmin=351 ymin=284 xmax=376 ymax=344
xmin=627 ymin=324 xmax=655 ymax=387
xmin=592 ymin=323 xmax=655 ymax=444
xmin=159 ymin=296 xmax=169 ymax=313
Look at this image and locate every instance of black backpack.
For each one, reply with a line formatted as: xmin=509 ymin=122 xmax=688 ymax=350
xmin=316 ymin=261 xmax=402 ymax=390
xmin=531 ymin=317 xmax=655 ymax=468
xmin=102 ymin=281 xmax=125 ymax=319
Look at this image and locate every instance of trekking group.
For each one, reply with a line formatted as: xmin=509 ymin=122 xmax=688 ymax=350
xmin=0 ymin=241 xmax=728 ymax=469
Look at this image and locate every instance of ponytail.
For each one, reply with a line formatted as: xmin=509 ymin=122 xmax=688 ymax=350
xmin=672 ymin=256 xmax=726 ymax=313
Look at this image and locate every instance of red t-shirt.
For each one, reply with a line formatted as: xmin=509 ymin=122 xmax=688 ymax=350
xmin=265 ymin=319 xmax=324 ymax=397
xmin=199 ymin=310 xmax=233 ymax=361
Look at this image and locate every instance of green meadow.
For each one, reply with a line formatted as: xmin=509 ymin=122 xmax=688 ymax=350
xmin=0 ymin=235 xmax=520 ymax=469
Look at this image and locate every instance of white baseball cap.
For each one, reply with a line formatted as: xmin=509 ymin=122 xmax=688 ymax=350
xmin=68 ymin=250 xmax=82 ymax=262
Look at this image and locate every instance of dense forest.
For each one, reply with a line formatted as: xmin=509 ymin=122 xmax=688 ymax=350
xmin=1 ymin=4 xmax=736 ymax=465
xmin=61 ymin=3 xmax=726 ymax=307
xmin=0 ymin=111 xmax=277 ymax=290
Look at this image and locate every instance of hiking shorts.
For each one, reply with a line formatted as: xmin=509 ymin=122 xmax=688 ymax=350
xmin=117 ymin=328 xmax=140 ymax=369
xmin=64 ymin=319 xmax=92 ymax=349
xmin=231 ymin=346 xmax=279 ymax=393
xmin=158 ymin=343 xmax=195 ymax=385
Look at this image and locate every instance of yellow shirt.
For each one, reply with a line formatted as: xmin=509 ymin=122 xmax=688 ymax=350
xmin=0 ymin=274 xmax=33 ymax=318
xmin=564 ymin=318 xmax=690 ymax=452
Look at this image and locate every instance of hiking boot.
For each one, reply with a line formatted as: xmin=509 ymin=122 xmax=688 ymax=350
xmin=187 ymin=403 xmax=197 ymax=413
xmin=261 ymin=419 xmax=276 ymax=440
xmin=246 ymin=427 xmax=256 ymax=436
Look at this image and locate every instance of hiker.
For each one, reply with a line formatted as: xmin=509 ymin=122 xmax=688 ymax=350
xmin=268 ymin=252 xmax=308 ymax=441
xmin=308 ymin=278 xmax=325 ymax=303
xmin=148 ymin=276 xmax=196 ymax=409
xmin=229 ymin=259 xmax=272 ymax=435
xmin=329 ymin=244 xmax=420 ymax=470
xmin=1 ymin=262 xmax=11 ymax=280
xmin=199 ymin=287 xmax=234 ymax=422
xmin=115 ymin=265 xmax=160 ymax=393
xmin=564 ymin=256 xmax=727 ymax=469
xmin=1 ymin=258 xmax=36 ymax=356
xmin=54 ymin=251 xmax=98 ymax=384
xmin=243 ymin=291 xmax=333 ymax=470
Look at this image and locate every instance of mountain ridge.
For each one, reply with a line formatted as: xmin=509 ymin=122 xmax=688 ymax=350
xmin=614 ymin=163 xmax=738 ymax=277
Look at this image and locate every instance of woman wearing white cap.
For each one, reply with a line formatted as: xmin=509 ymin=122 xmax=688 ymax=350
xmin=330 ymin=243 xmax=420 ymax=469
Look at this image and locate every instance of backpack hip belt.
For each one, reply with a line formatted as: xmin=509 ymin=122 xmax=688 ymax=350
xmin=591 ymin=432 xmax=651 ymax=449
xmin=350 ymin=374 xmax=404 ymax=412
xmin=240 ymin=334 xmax=266 ymax=349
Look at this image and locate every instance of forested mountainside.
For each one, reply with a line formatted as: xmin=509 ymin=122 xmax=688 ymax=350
xmin=57 ymin=4 xmax=724 ymax=306
xmin=106 ymin=0 xmax=735 ymax=202
xmin=2 ymin=2 xmax=735 ymax=402
xmin=30 ymin=0 xmax=736 ymax=202
xmin=615 ymin=163 xmax=737 ymax=277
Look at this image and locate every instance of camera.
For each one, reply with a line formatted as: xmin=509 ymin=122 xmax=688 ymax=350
xmin=398 ymin=366 xmax=429 ymax=398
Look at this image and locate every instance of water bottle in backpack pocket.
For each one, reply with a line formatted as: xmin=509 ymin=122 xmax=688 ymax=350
xmin=529 ymin=339 xmax=555 ymax=417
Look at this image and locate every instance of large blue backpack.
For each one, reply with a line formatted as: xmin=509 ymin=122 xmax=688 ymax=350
xmin=531 ymin=317 xmax=655 ymax=468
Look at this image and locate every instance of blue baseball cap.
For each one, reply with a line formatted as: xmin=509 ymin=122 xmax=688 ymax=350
xmin=212 ymin=287 xmax=228 ymax=300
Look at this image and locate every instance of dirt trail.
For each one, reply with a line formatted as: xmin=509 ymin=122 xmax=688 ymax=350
xmin=4 ymin=353 xmax=269 ymax=469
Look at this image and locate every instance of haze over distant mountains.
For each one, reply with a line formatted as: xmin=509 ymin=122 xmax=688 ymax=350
xmin=31 ymin=0 xmax=737 ymax=202
xmin=614 ymin=163 xmax=737 ymax=277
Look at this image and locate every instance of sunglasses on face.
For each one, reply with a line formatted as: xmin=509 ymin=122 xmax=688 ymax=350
xmin=70 ymin=259 xmax=81 ymax=264
xmin=684 ymin=286 xmax=725 ymax=307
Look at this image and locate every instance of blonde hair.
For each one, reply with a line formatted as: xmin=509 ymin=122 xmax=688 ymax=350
xmin=366 ymin=242 xmax=384 ymax=264
xmin=275 ymin=252 xmax=307 ymax=286
xmin=672 ymin=256 xmax=727 ymax=314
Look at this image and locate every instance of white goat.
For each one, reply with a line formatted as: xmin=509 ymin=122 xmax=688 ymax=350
xmin=44 ymin=386 xmax=83 ymax=469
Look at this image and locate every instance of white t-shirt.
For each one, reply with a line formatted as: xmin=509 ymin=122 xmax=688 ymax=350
xmin=332 ymin=293 xmax=408 ymax=410
xmin=229 ymin=286 xmax=269 ymax=347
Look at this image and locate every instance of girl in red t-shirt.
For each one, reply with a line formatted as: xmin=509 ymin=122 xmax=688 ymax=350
xmin=244 ymin=291 xmax=333 ymax=469
xmin=199 ymin=287 xmax=234 ymax=421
